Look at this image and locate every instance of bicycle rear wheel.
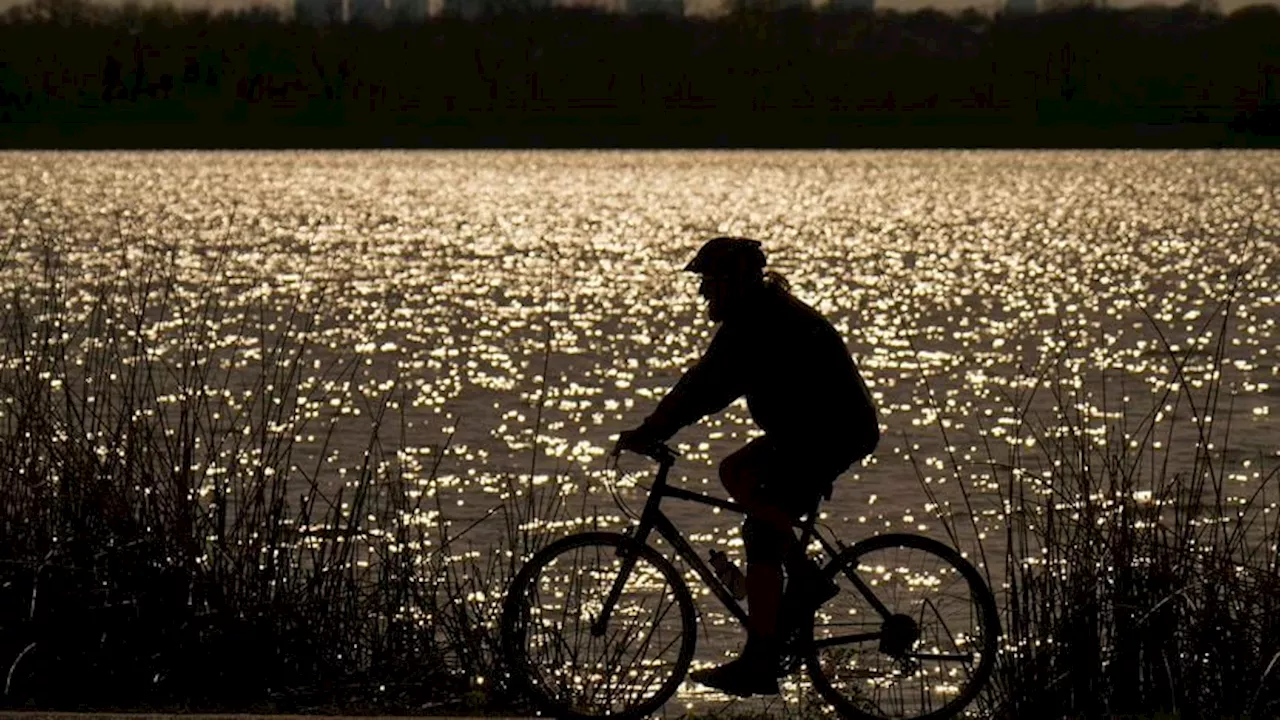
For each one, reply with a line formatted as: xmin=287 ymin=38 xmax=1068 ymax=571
xmin=501 ymin=531 xmax=697 ymax=720
xmin=805 ymin=533 xmax=999 ymax=720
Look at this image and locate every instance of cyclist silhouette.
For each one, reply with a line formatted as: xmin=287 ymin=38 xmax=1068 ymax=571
xmin=613 ymin=236 xmax=880 ymax=697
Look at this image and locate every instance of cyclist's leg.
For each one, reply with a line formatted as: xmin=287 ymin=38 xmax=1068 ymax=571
xmin=731 ymin=438 xmax=864 ymax=617
xmin=720 ymin=439 xmax=815 ymax=648
xmin=691 ymin=439 xmax=845 ymax=694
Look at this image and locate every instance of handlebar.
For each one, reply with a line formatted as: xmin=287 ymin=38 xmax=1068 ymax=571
xmin=621 ymin=441 xmax=679 ymax=466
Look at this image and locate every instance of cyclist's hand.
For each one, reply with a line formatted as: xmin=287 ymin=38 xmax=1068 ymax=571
xmin=611 ymin=426 xmax=660 ymax=458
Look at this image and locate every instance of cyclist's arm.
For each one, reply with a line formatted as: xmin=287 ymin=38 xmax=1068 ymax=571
xmin=639 ymin=326 xmax=746 ymax=442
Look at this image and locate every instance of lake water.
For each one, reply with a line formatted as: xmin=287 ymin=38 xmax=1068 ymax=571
xmin=2 ymin=149 xmax=1277 ymax=709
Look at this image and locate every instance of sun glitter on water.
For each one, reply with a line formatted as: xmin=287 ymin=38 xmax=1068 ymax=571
xmin=1 ymin=150 xmax=1276 ymax=708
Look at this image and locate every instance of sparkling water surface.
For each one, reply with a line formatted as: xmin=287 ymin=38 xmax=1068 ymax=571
xmin=2 ymin=150 xmax=1277 ymax=710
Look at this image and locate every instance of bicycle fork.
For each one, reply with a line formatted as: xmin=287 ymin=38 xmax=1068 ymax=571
xmin=590 ymin=540 xmax=642 ymax=637
xmin=589 ymin=497 xmax=664 ymax=637
xmin=591 ymin=457 xmax=675 ymax=637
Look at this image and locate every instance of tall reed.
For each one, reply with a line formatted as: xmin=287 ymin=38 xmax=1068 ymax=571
xmin=0 ymin=214 xmax=571 ymax=713
xmin=914 ymin=273 xmax=1280 ymax=718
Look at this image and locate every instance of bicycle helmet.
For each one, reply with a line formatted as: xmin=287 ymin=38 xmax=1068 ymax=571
xmin=684 ymin=236 xmax=766 ymax=276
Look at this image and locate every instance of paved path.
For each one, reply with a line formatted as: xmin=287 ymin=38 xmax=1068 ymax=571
xmin=0 ymin=707 xmax=529 ymax=712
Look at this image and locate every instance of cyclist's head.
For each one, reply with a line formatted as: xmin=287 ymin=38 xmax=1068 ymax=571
xmin=684 ymin=236 xmax=766 ymax=278
xmin=686 ymin=237 xmax=769 ymax=322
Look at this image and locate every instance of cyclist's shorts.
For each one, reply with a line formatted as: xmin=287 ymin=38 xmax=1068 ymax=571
xmin=731 ymin=434 xmax=861 ymax=518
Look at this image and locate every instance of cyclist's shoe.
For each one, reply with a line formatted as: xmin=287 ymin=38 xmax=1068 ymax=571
xmin=782 ymin=562 xmax=840 ymax=621
xmin=689 ymin=655 xmax=780 ymax=697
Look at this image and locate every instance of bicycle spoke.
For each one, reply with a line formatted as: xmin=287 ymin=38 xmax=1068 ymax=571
xmin=617 ymin=589 xmax=678 ymax=689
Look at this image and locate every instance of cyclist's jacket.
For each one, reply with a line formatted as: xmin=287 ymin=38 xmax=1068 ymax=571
xmin=641 ymin=285 xmax=879 ymax=460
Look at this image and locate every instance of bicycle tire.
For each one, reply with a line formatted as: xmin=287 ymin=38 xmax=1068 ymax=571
xmin=804 ymin=533 xmax=1000 ymax=720
xmin=501 ymin=531 xmax=697 ymax=720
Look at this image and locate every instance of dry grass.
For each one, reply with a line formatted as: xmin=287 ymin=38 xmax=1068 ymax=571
xmin=0 ymin=219 xmax=573 ymax=714
xmin=912 ymin=271 xmax=1280 ymax=719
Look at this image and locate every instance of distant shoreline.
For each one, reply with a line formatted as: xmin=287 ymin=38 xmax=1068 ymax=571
xmin=5 ymin=3 xmax=1279 ymax=151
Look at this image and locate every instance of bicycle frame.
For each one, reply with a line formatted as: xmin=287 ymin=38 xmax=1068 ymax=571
xmin=592 ymin=448 xmax=855 ymax=636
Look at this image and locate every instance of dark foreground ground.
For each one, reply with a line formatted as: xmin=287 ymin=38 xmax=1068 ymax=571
xmin=0 ymin=715 xmax=533 ymax=720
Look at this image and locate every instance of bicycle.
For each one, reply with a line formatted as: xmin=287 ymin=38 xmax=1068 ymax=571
xmin=500 ymin=442 xmax=1000 ymax=720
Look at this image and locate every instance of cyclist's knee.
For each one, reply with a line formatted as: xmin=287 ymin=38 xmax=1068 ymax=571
xmin=719 ymin=448 xmax=753 ymax=497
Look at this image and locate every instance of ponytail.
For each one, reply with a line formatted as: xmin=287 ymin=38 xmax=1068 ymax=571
xmin=764 ymin=270 xmax=791 ymax=294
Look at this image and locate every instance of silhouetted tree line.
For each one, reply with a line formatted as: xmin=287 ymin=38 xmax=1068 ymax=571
xmin=0 ymin=0 xmax=1277 ymax=147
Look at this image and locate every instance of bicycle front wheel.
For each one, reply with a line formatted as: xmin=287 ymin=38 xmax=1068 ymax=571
xmin=805 ymin=533 xmax=999 ymax=720
xmin=501 ymin=531 xmax=697 ymax=720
